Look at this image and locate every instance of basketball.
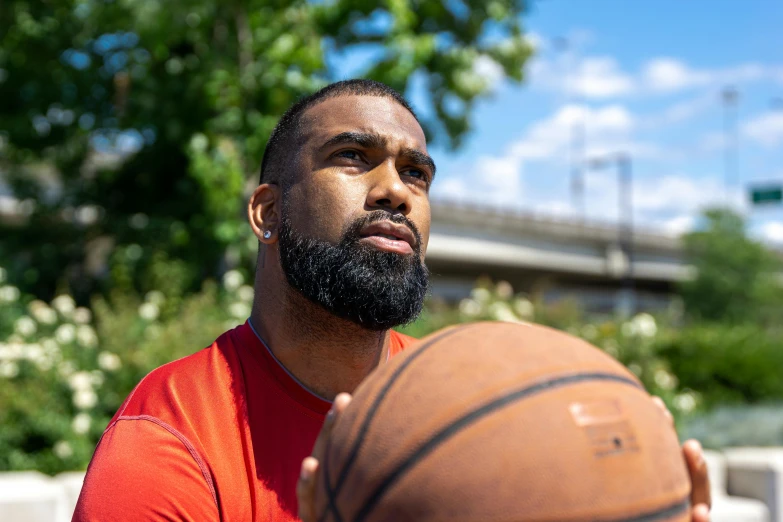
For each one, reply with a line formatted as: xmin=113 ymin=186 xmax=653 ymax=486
xmin=313 ymin=321 xmax=691 ymax=522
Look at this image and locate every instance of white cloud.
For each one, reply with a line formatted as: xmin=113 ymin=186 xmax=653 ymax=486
xmin=527 ymin=55 xmax=634 ymax=99
xmin=761 ymin=221 xmax=783 ymax=243
xmin=572 ymin=57 xmax=635 ymax=98
xmin=742 ymin=111 xmax=783 ymax=147
xmin=529 ymin=48 xmax=781 ymax=100
xmin=633 ymin=175 xmax=724 ymax=214
xmin=432 ymin=156 xmax=523 ymax=208
xmin=642 ymin=94 xmax=715 ymax=129
xmin=661 ymin=215 xmax=696 ymax=236
xmin=509 ymin=104 xmax=635 ymax=160
xmin=642 ymin=58 xmax=709 ymax=92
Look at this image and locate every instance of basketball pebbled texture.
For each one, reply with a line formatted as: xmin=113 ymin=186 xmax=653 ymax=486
xmin=314 ymin=322 xmax=691 ymax=522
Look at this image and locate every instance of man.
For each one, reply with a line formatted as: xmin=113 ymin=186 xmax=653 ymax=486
xmin=73 ymin=79 xmax=710 ymax=521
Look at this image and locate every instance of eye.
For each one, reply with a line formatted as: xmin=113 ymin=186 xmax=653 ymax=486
xmin=334 ymin=150 xmax=361 ymax=160
xmin=403 ymin=168 xmax=430 ymax=184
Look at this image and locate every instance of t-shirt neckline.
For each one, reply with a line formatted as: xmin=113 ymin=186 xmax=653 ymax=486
xmin=236 ymin=319 xmax=333 ymax=415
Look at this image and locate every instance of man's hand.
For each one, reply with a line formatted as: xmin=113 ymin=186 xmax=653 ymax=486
xmin=297 ymin=393 xmax=711 ymax=522
xmin=298 ymin=393 xmax=353 ymax=522
xmin=652 ymin=397 xmax=711 ymax=522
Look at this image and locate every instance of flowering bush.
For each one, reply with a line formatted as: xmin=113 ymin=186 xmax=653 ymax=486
xmin=0 ymin=267 xmax=253 ymax=475
xmin=2 ymin=270 xmax=782 ymax=475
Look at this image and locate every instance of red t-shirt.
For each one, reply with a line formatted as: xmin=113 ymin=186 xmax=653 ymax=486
xmin=72 ymin=321 xmax=416 ymax=521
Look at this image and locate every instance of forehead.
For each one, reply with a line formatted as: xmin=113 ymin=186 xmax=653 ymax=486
xmin=298 ymin=95 xmax=428 ymax=151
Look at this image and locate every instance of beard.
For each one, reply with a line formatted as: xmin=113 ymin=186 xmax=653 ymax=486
xmin=277 ymin=206 xmax=429 ymax=331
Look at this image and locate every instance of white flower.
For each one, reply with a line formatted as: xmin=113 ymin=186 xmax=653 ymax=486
xmin=495 ymin=281 xmax=514 ymax=300
xmin=654 ymin=368 xmax=677 ymax=390
xmin=72 ymin=413 xmax=91 ymax=435
xmin=222 ymin=270 xmax=244 ymax=291
xmin=138 ymin=302 xmax=160 ymax=321
xmin=76 ymin=325 xmax=98 ymax=348
xmin=144 ymin=324 xmax=162 ymax=339
xmin=488 ymin=302 xmax=519 ymax=323
xmin=621 ymin=322 xmax=637 ymax=337
xmin=14 ymin=316 xmax=37 ymax=337
xmin=673 ymin=392 xmax=698 ymax=413
xmin=602 ymin=339 xmax=620 ymax=357
xmin=237 ymin=285 xmax=254 ymax=302
xmin=57 ymin=360 xmax=76 ymax=378
xmin=98 ymin=351 xmax=122 ymax=371
xmin=52 ymin=295 xmax=76 ymax=316
xmin=73 ymin=388 xmax=98 ymax=409
xmin=0 ymin=285 xmax=20 ymax=302
xmin=145 ymin=290 xmax=165 ymax=305
xmin=631 ymin=313 xmax=657 ymax=338
xmin=512 ymin=297 xmax=534 ymax=319
xmin=459 ymin=298 xmax=481 ymax=317
xmin=229 ymin=301 xmax=251 ymax=319
xmin=470 ymin=287 xmax=491 ymax=303
xmin=24 ymin=343 xmax=51 ymax=370
xmin=68 ymin=371 xmax=93 ymax=391
xmin=30 ymin=301 xmax=57 ymax=325
xmin=0 ymin=266 xmax=5 ymax=283
xmin=55 ymin=324 xmax=76 ymax=344
xmin=0 ymin=361 xmax=19 ymax=378
xmin=53 ymin=440 xmax=73 ymax=459
xmin=90 ymin=370 xmax=105 ymax=387
xmin=580 ymin=324 xmax=598 ymax=340
xmin=72 ymin=307 xmax=92 ymax=324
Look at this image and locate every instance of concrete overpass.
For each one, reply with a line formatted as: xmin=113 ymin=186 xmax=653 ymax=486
xmin=425 ymin=201 xmax=693 ymax=313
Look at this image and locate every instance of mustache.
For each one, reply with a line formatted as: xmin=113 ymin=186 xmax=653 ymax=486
xmin=343 ymin=211 xmax=423 ymax=251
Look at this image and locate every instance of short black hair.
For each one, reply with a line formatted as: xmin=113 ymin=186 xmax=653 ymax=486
xmin=258 ymin=79 xmax=419 ymax=186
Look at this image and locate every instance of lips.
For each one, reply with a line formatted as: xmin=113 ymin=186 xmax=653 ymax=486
xmin=359 ymin=221 xmax=417 ymax=250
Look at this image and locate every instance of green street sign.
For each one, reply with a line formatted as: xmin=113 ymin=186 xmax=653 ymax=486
xmin=750 ymin=185 xmax=783 ymax=206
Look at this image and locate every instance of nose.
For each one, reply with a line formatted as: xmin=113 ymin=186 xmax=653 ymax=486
xmin=365 ymin=159 xmax=412 ymax=215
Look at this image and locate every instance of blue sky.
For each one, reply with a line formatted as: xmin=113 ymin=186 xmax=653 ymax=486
xmin=424 ymin=0 xmax=783 ymax=243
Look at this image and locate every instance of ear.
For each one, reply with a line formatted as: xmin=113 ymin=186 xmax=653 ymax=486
xmin=248 ymin=183 xmax=282 ymax=244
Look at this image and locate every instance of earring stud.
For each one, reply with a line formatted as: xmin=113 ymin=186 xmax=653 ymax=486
xmin=263 ymin=230 xmax=272 ymax=239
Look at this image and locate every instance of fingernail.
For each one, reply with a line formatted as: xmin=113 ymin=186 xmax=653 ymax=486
xmin=301 ymin=461 xmax=312 ymax=480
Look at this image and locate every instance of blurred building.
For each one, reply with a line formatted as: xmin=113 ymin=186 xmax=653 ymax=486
xmin=426 ymin=201 xmax=691 ymax=314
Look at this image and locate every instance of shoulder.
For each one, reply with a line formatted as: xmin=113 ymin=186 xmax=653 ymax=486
xmin=390 ymin=330 xmax=418 ymax=353
xmin=74 ymin=416 xmax=220 ymax=520
xmin=111 ymin=327 xmax=243 ymax=426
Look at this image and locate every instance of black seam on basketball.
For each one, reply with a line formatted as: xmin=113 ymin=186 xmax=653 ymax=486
xmin=352 ymin=372 xmax=643 ymax=522
xmin=322 ymin=435 xmax=345 ymax=522
xmin=319 ymin=324 xmax=473 ymax=522
xmin=597 ymin=496 xmax=690 ymax=522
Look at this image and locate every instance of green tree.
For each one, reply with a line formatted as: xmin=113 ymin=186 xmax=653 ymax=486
xmin=679 ymin=207 xmax=783 ymax=323
xmin=0 ymin=0 xmax=532 ymax=302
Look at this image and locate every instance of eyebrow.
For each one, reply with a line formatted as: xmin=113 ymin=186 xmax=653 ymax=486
xmin=319 ymin=131 xmax=437 ymax=176
xmin=320 ymin=131 xmax=387 ymax=151
xmin=400 ymin=147 xmax=437 ymax=177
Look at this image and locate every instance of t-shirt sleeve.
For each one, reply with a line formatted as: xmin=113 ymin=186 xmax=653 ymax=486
xmin=73 ymin=417 xmax=220 ymax=521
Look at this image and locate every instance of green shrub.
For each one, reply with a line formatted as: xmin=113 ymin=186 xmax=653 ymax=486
xmin=0 ymin=268 xmax=252 ymax=475
xmin=657 ymin=323 xmax=783 ymax=408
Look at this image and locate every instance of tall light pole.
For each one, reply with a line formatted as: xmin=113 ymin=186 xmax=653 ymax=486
xmin=554 ymin=36 xmax=586 ymax=221
xmin=588 ymin=153 xmax=634 ymax=317
xmin=722 ymin=86 xmax=739 ymax=205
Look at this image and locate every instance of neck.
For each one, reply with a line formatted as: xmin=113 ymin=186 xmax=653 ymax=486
xmin=250 ymin=267 xmax=391 ymax=402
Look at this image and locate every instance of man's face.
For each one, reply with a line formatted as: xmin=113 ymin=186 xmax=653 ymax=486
xmin=277 ymin=95 xmax=434 ymax=330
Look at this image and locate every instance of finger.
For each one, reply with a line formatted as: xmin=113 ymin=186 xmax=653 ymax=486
xmin=297 ymin=456 xmax=319 ymax=522
xmin=651 ymin=396 xmax=674 ymax=426
xmin=311 ymin=393 xmax=353 ymax=460
xmin=683 ymin=439 xmax=711 ymax=509
xmin=692 ymin=503 xmax=710 ymax=522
